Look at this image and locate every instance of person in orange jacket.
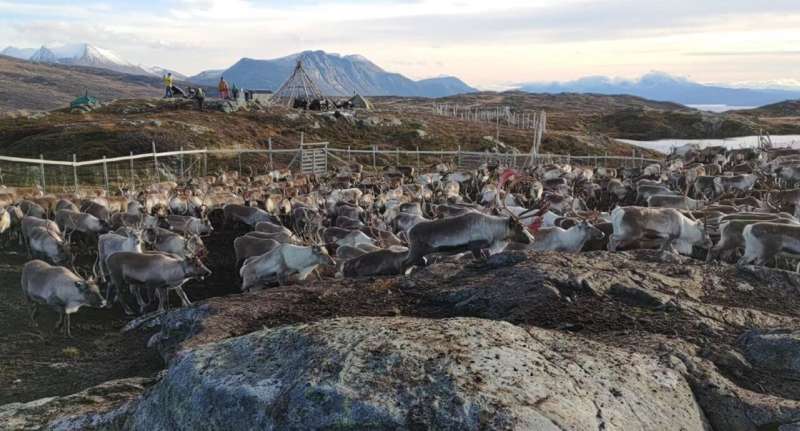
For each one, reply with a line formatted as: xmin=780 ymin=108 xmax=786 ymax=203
xmin=218 ymin=76 xmax=230 ymax=99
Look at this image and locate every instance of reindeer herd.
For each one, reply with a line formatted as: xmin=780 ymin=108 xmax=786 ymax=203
xmin=3 ymin=141 xmax=800 ymax=336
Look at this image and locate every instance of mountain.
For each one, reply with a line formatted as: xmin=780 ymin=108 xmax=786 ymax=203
xmin=1 ymin=47 xmax=36 ymax=60
xmin=145 ymin=66 xmax=188 ymax=81
xmin=29 ymin=46 xmax=58 ymax=63
xmin=0 ymin=55 xmax=171 ymax=111
xmin=416 ymin=77 xmax=477 ymax=98
xmin=518 ymin=72 xmax=800 ymax=107
xmin=26 ymin=43 xmax=153 ymax=76
xmin=189 ymin=50 xmax=476 ymax=98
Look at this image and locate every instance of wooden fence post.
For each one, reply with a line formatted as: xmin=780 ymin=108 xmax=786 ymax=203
xmin=416 ymin=146 xmax=420 ymax=170
xmin=457 ymin=145 xmax=462 ymax=169
xmin=203 ymin=148 xmax=208 ymax=176
xmin=129 ymin=151 xmax=135 ymax=191
xmin=102 ymin=156 xmax=109 ymax=194
xmin=348 ymin=146 xmax=351 ymax=162
xmin=152 ymin=141 xmax=159 ymax=181
xmin=237 ymin=143 xmax=242 ymax=177
xmin=73 ymin=154 xmax=79 ymax=194
xmin=39 ymin=154 xmax=46 ymax=193
xmin=179 ymin=146 xmax=184 ymax=180
xmin=396 ymin=147 xmax=400 ymax=166
xmin=268 ymin=138 xmax=274 ymax=171
xmin=372 ymin=145 xmax=377 ymax=171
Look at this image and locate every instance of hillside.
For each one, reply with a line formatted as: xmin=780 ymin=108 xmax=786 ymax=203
xmin=189 ymin=50 xmax=477 ymax=97
xmin=0 ymin=96 xmax=661 ymax=162
xmin=0 ymin=56 xmax=168 ymax=112
xmin=381 ymin=91 xmax=800 ymax=140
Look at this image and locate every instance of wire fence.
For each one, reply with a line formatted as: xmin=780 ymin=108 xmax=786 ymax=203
xmin=0 ymin=144 xmax=661 ymax=193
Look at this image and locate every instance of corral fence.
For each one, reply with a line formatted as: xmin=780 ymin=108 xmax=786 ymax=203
xmin=0 ymin=142 xmax=661 ymax=193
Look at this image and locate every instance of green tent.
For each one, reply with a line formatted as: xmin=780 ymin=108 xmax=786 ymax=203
xmin=70 ymin=92 xmax=99 ymax=108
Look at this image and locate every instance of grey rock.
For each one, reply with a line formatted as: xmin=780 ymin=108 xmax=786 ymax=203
xmin=0 ymin=377 xmax=153 ymax=431
xmin=607 ymin=283 xmax=670 ymax=308
xmin=740 ymin=329 xmax=800 ymax=377
xmin=124 ymin=317 xmax=708 ymax=430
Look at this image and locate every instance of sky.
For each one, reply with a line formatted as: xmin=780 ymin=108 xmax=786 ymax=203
xmin=1 ymin=0 xmax=800 ymax=89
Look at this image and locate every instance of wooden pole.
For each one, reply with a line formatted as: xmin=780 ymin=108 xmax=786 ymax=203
xmin=237 ymin=143 xmax=242 ymax=177
xmin=179 ymin=146 xmax=184 ymax=180
xmin=39 ymin=154 xmax=46 ymax=193
xmin=129 ymin=151 xmax=135 ymax=191
xmin=102 ymin=156 xmax=109 ymax=194
xmin=396 ymin=147 xmax=400 ymax=166
xmin=268 ymin=138 xmax=274 ymax=171
xmin=372 ymin=145 xmax=377 ymax=171
xmin=416 ymin=146 xmax=420 ymax=170
xmin=73 ymin=154 xmax=79 ymax=194
xmin=152 ymin=141 xmax=159 ymax=181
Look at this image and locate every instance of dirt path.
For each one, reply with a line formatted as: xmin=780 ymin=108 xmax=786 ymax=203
xmin=0 ymin=252 xmax=163 ymax=404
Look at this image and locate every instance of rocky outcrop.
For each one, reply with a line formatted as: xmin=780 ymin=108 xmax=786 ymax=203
xmin=740 ymin=329 xmax=800 ymax=377
xmin=0 ymin=377 xmax=154 ymax=431
xmin=126 ymin=317 xmax=708 ymax=430
xmin=7 ymin=250 xmax=800 ymax=430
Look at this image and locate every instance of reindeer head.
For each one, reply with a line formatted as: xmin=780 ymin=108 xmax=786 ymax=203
xmin=311 ymin=244 xmax=336 ymax=266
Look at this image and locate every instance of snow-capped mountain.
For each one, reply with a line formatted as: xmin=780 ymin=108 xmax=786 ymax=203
xmin=0 ymin=46 xmax=36 ymax=60
xmin=27 ymin=43 xmax=151 ymax=76
xmin=29 ymin=46 xmax=59 ymax=63
xmin=4 ymin=43 xmax=184 ymax=78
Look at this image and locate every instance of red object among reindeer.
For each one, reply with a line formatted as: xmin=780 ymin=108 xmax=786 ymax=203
xmin=496 ymin=168 xmax=547 ymax=233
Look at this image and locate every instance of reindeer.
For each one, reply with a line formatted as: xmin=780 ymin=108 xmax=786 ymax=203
xmin=529 ymin=220 xmax=605 ymax=253
xmin=96 ymin=230 xmax=144 ymax=283
xmin=647 ymin=194 xmax=706 ymax=210
xmin=240 ymin=244 xmax=334 ymax=291
xmin=738 ymin=222 xmax=800 ymax=268
xmin=709 ymin=217 xmax=798 ymax=262
xmin=233 ymin=236 xmax=281 ymax=269
xmin=21 ymin=260 xmax=106 ymax=336
xmin=27 ymin=226 xmax=71 ymax=264
xmin=166 ymin=214 xmax=213 ymax=236
xmin=404 ymin=206 xmax=537 ymax=267
xmin=608 ymin=206 xmax=712 ymax=255
xmin=342 ymin=248 xmax=409 ymax=277
xmin=106 ymin=252 xmax=211 ymax=314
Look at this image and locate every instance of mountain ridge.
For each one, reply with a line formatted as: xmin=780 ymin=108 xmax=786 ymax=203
xmin=189 ymin=50 xmax=477 ymax=98
xmin=518 ymin=72 xmax=800 ymax=107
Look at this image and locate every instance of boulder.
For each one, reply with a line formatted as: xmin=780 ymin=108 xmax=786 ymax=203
xmin=740 ymin=329 xmax=800 ymax=377
xmin=124 ymin=317 xmax=708 ymax=430
xmin=0 ymin=378 xmax=154 ymax=431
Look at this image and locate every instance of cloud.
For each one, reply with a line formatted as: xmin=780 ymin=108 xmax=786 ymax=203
xmin=2 ymin=0 xmax=800 ymax=87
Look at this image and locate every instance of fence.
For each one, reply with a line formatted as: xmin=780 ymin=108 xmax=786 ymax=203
xmin=0 ymin=143 xmax=661 ymax=193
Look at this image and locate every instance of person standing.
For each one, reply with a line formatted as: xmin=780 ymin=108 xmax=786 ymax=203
xmin=163 ymin=73 xmax=174 ymax=98
xmin=218 ymin=76 xmax=229 ymax=99
xmin=193 ymin=87 xmax=205 ymax=111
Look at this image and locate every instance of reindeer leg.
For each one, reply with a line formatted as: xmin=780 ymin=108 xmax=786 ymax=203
xmin=131 ymin=284 xmax=147 ymax=314
xmin=28 ymin=303 xmax=39 ymax=327
xmin=64 ymin=313 xmax=72 ymax=338
xmin=54 ymin=312 xmax=64 ymax=332
xmin=174 ymin=283 xmax=192 ymax=307
xmin=155 ymin=287 xmax=167 ymax=314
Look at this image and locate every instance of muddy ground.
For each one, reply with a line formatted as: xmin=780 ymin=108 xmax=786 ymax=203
xmin=0 ymin=229 xmax=243 ymax=405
